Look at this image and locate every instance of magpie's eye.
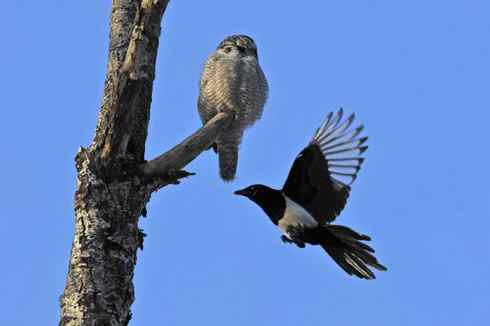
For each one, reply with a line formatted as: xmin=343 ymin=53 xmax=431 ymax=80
xmin=224 ymin=46 xmax=233 ymax=53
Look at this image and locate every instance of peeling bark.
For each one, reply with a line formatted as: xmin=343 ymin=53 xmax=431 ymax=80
xmin=59 ymin=1 xmax=230 ymax=325
xmin=93 ymin=0 xmax=169 ymax=166
xmin=60 ymin=148 xmax=150 ymax=326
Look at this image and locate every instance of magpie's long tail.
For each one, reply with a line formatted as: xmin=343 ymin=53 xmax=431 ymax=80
xmin=320 ymin=224 xmax=387 ymax=280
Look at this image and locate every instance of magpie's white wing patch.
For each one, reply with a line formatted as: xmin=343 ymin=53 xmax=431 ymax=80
xmin=312 ymin=108 xmax=367 ymax=189
xmin=278 ymin=195 xmax=319 ymax=236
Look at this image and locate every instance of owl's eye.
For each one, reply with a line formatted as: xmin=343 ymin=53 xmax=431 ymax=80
xmin=224 ymin=46 xmax=233 ymax=53
xmin=236 ymin=46 xmax=245 ymax=53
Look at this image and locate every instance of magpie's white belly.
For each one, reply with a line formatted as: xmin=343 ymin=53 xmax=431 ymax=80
xmin=278 ymin=195 xmax=318 ymax=237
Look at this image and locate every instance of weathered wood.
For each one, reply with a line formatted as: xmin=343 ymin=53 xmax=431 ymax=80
xmin=93 ymin=0 xmax=170 ymax=166
xmin=143 ymin=112 xmax=234 ymax=177
xmin=59 ymin=0 xmax=233 ymax=323
xmin=59 ymin=148 xmax=151 ymax=326
xmin=59 ymin=0 xmax=234 ymax=322
xmin=58 ymin=1 xmax=199 ymax=325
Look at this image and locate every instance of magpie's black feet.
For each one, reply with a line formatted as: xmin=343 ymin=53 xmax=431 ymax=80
xmin=285 ymin=225 xmax=306 ymax=248
xmin=294 ymin=240 xmax=306 ymax=248
xmin=281 ymin=235 xmax=304 ymax=248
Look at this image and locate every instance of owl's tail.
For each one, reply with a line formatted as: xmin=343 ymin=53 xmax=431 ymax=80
xmin=218 ymin=142 xmax=238 ymax=181
xmin=216 ymin=125 xmax=243 ymax=181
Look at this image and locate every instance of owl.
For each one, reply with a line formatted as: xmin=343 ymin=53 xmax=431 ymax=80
xmin=198 ymin=35 xmax=268 ymax=181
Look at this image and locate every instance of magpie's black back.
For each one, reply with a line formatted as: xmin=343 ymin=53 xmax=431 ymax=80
xmin=282 ymin=109 xmax=367 ymax=224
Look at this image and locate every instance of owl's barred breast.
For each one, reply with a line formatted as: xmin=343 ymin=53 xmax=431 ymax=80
xmin=198 ymin=55 xmax=238 ymax=123
xmin=198 ymin=53 xmax=268 ymax=129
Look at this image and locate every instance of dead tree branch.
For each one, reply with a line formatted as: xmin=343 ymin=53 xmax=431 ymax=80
xmin=59 ymin=1 xmax=227 ymax=325
xmin=143 ymin=112 xmax=233 ymax=177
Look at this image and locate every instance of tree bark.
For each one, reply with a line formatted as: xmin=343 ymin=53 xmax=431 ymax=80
xmin=59 ymin=1 xmax=232 ymax=325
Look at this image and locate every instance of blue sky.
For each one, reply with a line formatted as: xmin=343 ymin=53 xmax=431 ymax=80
xmin=1 ymin=1 xmax=489 ymax=325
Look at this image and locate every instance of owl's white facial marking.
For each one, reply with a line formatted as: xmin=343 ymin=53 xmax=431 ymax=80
xmin=218 ymin=46 xmax=239 ymax=56
xmin=217 ymin=45 xmax=255 ymax=59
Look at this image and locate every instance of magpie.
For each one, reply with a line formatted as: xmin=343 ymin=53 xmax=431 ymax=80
xmin=234 ymin=109 xmax=387 ymax=279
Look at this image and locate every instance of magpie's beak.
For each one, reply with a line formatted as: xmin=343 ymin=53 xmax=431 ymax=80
xmin=234 ymin=189 xmax=248 ymax=197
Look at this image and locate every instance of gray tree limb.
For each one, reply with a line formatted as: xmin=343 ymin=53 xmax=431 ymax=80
xmin=59 ymin=1 xmax=229 ymax=325
xmin=143 ymin=112 xmax=233 ymax=177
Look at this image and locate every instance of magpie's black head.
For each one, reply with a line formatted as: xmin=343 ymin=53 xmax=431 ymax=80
xmin=234 ymin=185 xmax=285 ymax=223
xmin=234 ymin=184 xmax=273 ymax=200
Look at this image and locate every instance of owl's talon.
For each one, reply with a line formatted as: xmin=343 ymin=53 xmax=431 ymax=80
xmin=207 ymin=143 xmax=218 ymax=153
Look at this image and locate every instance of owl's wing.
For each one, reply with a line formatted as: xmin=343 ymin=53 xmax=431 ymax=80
xmin=237 ymin=61 xmax=268 ymax=126
xmin=282 ymin=109 xmax=367 ymax=224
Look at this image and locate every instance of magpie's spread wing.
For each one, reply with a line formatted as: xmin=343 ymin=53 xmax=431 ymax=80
xmin=282 ymin=109 xmax=367 ymax=224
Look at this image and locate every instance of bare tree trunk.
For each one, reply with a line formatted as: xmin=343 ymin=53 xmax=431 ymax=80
xmin=59 ymin=1 xmax=233 ymax=325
